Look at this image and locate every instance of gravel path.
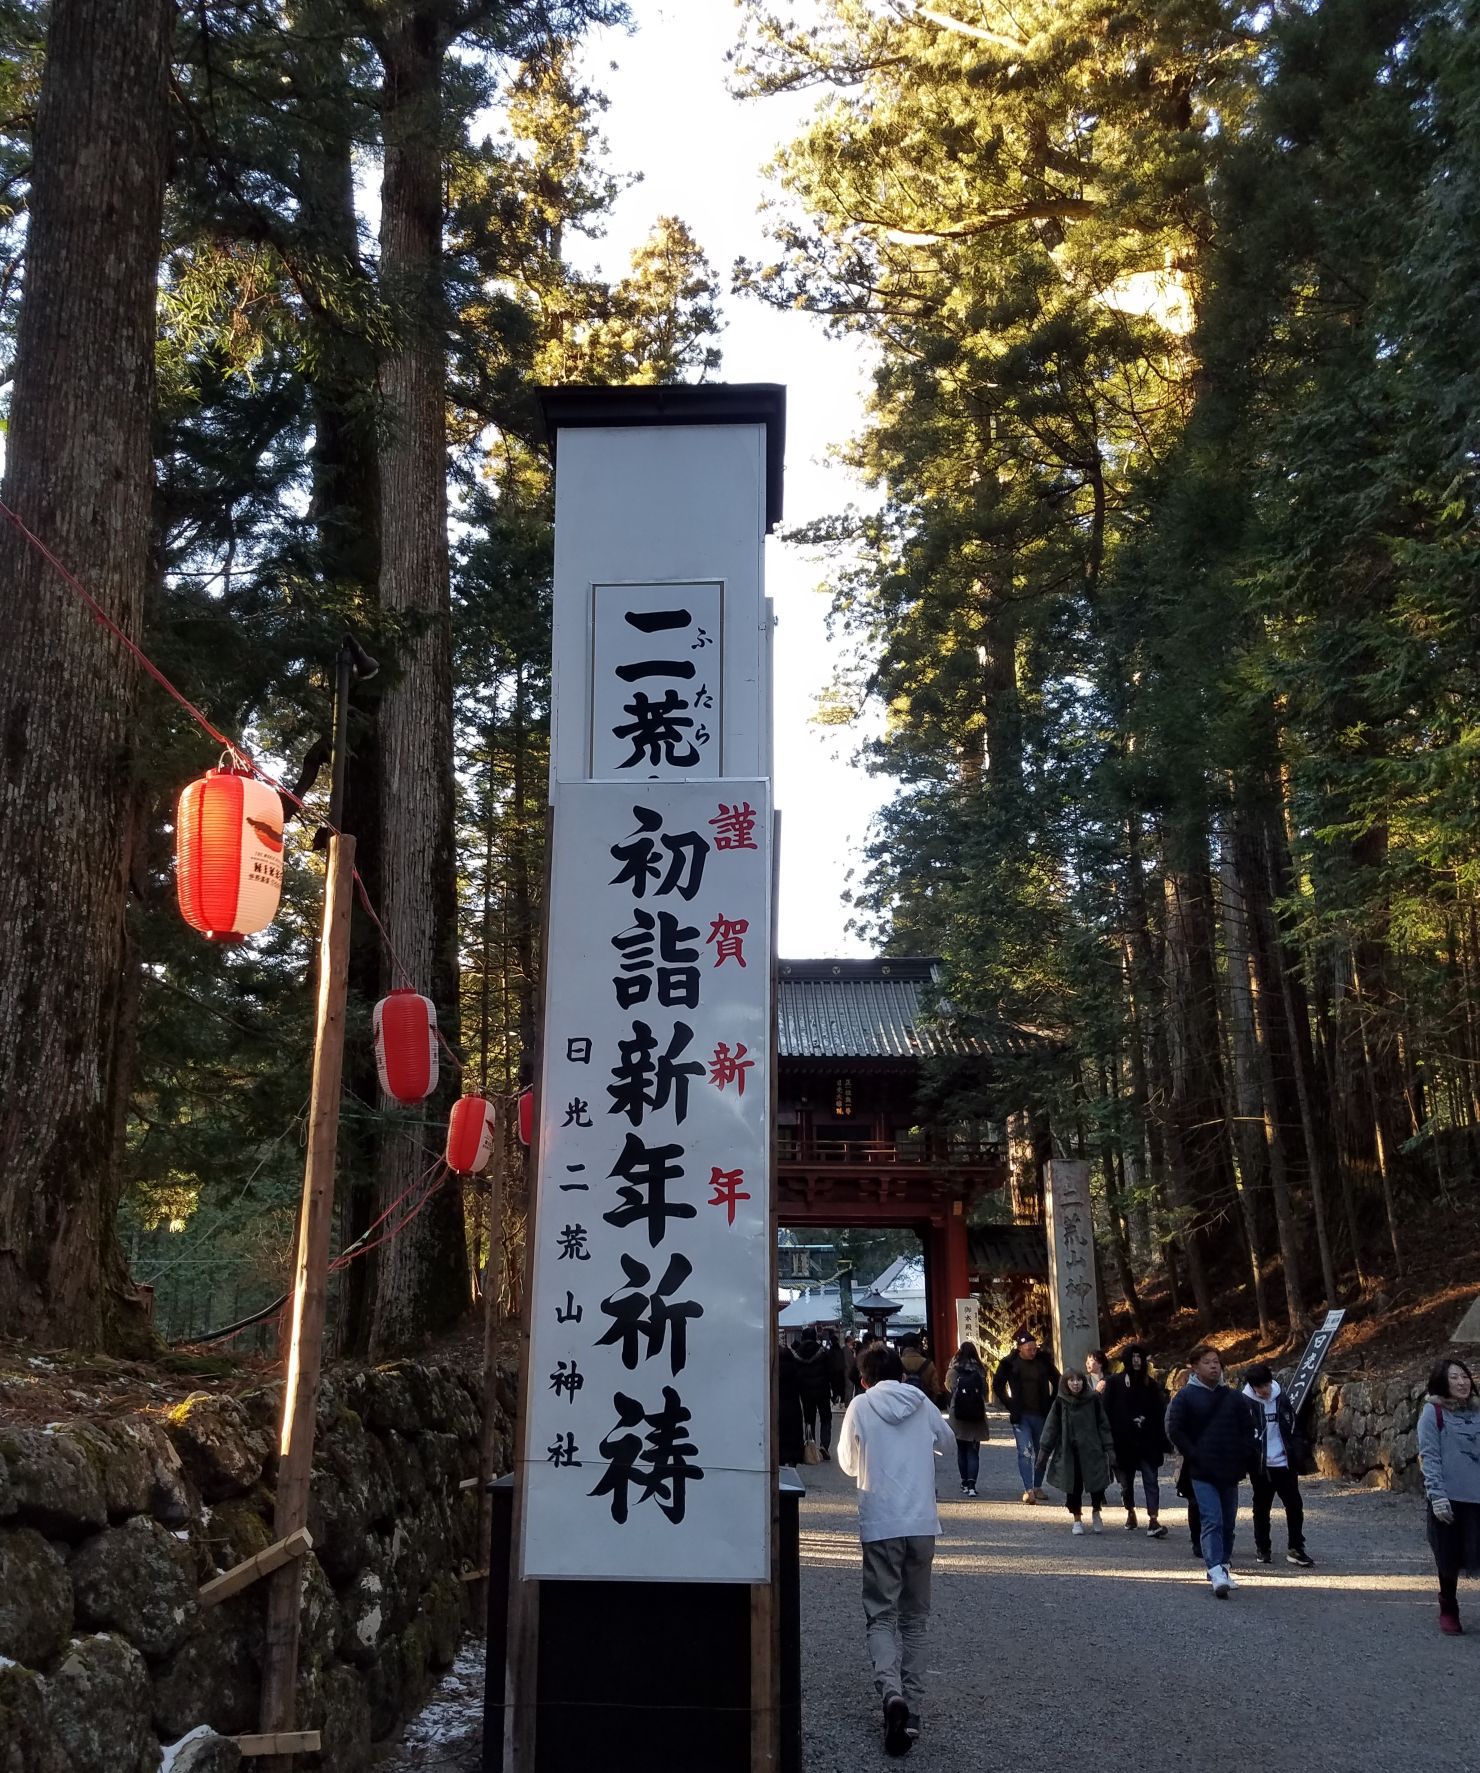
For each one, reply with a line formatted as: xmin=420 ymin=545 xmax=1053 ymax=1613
xmin=380 ymin=1410 xmax=1472 ymax=1772
xmin=801 ymin=1412 xmax=1470 ymax=1773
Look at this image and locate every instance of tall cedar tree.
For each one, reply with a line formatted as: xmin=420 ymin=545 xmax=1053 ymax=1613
xmin=0 ymin=0 xmax=174 ymax=1348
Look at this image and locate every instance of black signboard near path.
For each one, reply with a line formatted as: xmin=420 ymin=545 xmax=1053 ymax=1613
xmin=1286 ymin=1309 xmax=1347 ymax=1417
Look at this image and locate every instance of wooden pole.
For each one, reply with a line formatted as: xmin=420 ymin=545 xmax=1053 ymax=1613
xmin=472 ymin=1120 xmax=507 ymax=1624
xmin=258 ymin=831 xmax=356 ymax=1771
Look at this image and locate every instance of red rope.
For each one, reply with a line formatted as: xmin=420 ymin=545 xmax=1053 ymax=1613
xmin=0 ymin=496 xmax=249 ymax=764
xmin=1 ymin=493 xmax=470 ymax=1074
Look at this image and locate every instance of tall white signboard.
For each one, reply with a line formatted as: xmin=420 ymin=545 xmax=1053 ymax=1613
xmin=522 ymin=386 xmax=781 ymax=1589
xmin=523 ymin=780 xmax=772 ymax=1580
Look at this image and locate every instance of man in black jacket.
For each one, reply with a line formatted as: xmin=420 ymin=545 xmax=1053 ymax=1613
xmin=796 ymin=1332 xmax=836 ymax=1459
xmin=992 ymin=1330 xmax=1060 ymax=1503
xmin=1243 ymin=1362 xmax=1316 ymax=1568
xmin=1165 ymin=1344 xmax=1261 ymax=1597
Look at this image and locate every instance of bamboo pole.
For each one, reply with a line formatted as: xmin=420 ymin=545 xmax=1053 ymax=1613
xmin=199 ymin=1527 xmax=313 ymax=1608
xmin=472 ymin=1123 xmax=507 ymax=1625
xmin=257 ymin=832 xmax=356 ymax=1771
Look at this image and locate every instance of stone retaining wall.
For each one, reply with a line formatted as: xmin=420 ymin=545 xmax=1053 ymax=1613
xmin=0 ymin=1360 xmax=517 ymax=1772
xmin=1310 ymin=1368 xmax=1428 ymax=1493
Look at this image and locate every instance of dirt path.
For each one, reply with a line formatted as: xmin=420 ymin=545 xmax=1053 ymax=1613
xmin=800 ymin=1417 xmax=1468 ymax=1772
xmin=379 ymin=1412 xmax=1471 ymax=1772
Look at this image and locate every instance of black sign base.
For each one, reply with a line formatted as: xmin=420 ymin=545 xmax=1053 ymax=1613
xmin=484 ymin=1472 xmax=803 ymax=1773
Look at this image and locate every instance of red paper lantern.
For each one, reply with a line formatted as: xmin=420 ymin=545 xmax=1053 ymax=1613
xmin=175 ymin=767 xmax=284 ymax=941
xmin=373 ymin=989 xmax=439 ymax=1104
xmin=517 ymin=1087 xmax=534 ymax=1148
xmin=445 ymin=1095 xmax=497 ymax=1175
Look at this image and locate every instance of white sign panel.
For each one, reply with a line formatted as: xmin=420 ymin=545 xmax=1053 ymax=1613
xmin=523 ymin=778 xmax=772 ymax=1582
xmin=955 ymin=1297 xmax=981 ymax=1352
xmin=590 ymin=583 xmax=724 ymax=779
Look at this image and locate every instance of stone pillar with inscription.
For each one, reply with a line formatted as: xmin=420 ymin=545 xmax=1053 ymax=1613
xmin=1044 ymin=1159 xmax=1100 ymax=1376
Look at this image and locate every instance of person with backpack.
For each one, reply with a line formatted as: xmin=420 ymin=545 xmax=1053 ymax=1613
xmin=1165 ymin=1344 xmax=1262 ymax=1598
xmin=898 ymin=1334 xmax=940 ymax=1403
xmin=992 ymin=1329 xmax=1060 ymax=1502
xmin=1417 ymin=1356 xmax=1480 ymax=1634
xmin=1243 ymin=1361 xmax=1315 ymax=1568
xmin=1103 ymin=1343 xmax=1171 ymax=1536
xmin=944 ymin=1340 xmax=990 ymax=1496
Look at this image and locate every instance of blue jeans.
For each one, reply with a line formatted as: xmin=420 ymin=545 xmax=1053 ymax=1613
xmin=1191 ymin=1478 xmax=1239 ymax=1571
xmin=956 ymin=1439 xmax=980 ymax=1487
xmin=1120 ymin=1459 xmax=1161 ymax=1517
xmin=1013 ymin=1414 xmax=1047 ymax=1492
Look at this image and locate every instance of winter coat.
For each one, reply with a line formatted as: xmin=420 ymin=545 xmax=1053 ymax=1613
xmin=1039 ymin=1388 xmax=1117 ymax=1496
xmin=900 ymin=1346 xmax=940 ymax=1400
xmin=777 ymin=1345 xmax=805 ymax=1467
xmin=944 ymin=1357 xmax=991 ymax=1444
xmin=837 ymin=1379 xmax=957 ymax=1543
xmin=1165 ymin=1378 xmax=1261 ymax=1487
xmin=1103 ymin=1365 xmax=1170 ymax=1470
xmin=991 ymin=1350 xmax=1060 ymax=1423
xmin=825 ymin=1339 xmax=847 ymax=1403
xmin=1243 ymin=1380 xmax=1313 ymax=1478
xmin=1418 ymin=1395 xmax=1480 ymax=1508
xmin=794 ymin=1339 xmax=835 ymax=1406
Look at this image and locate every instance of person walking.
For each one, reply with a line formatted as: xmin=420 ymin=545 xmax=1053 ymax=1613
xmin=1166 ymin=1345 xmax=1261 ymax=1597
xmin=1084 ymin=1349 xmax=1110 ymax=1394
xmin=899 ymin=1334 xmax=940 ymax=1401
xmin=993 ymin=1329 xmax=1060 ymax=1502
xmin=1039 ymin=1368 xmax=1118 ymax=1533
xmin=1417 ymin=1356 xmax=1480 ymax=1634
xmin=777 ymin=1336 xmax=806 ymax=1469
xmin=944 ymin=1339 xmax=990 ymax=1496
xmin=844 ymin=1334 xmax=862 ymax=1403
xmin=796 ymin=1331 xmax=836 ymax=1460
xmin=1103 ymin=1343 xmax=1170 ymax=1536
xmin=1243 ymin=1361 xmax=1315 ymax=1568
xmin=837 ymin=1340 xmax=957 ymax=1757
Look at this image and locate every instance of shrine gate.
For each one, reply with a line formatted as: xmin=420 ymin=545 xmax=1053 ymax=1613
xmin=775 ymin=956 xmax=1051 ymax=1357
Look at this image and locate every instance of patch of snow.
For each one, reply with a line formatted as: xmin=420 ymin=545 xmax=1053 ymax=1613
xmin=380 ymin=1637 xmax=484 ymax=1763
xmin=160 ymin=1725 xmax=217 ymax=1771
xmin=356 ymin=1603 xmax=383 ymax=1646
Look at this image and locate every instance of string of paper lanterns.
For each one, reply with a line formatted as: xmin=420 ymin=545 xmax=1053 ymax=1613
xmin=175 ymin=764 xmax=519 ymax=1166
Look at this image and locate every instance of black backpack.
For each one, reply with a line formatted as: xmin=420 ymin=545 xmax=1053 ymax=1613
xmin=952 ymin=1363 xmax=987 ymax=1423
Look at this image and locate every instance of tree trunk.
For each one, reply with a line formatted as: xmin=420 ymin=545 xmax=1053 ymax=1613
xmin=370 ymin=10 xmax=469 ymax=1351
xmin=293 ymin=1 xmax=387 ymax=1356
xmin=1229 ymin=822 xmax=1314 ymax=1331
xmin=0 ymin=0 xmax=173 ymax=1349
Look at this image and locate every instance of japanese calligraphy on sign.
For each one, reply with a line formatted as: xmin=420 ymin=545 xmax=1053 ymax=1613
xmin=1044 ymin=1159 xmax=1101 ymax=1376
xmin=523 ymin=779 xmax=772 ymax=1582
xmin=591 ymin=584 xmax=723 ymax=780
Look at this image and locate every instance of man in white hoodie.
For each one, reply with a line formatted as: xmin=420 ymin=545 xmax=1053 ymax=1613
xmin=837 ymin=1341 xmax=957 ymax=1757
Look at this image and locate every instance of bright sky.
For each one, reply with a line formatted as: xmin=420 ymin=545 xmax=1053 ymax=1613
xmin=568 ymin=1 xmax=889 ymax=958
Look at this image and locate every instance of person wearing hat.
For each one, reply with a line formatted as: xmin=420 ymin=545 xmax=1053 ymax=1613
xmin=992 ymin=1329 xmax=1060 ymax=1502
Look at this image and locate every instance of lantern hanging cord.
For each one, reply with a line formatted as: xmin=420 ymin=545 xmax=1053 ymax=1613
xmin=2 ymin=494 xmax=472 ymax=1075
xmin=176 ymin=1156 xmax=451 ymax=1347
xmin=0 ymin=496 xmax=250 ymax=769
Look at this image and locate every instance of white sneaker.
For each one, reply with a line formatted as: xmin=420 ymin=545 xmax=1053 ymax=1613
xmin=1225 ymin=1567 xmax=1239 ymax=1589
xmin=1071 ymin=1519 xmax=1086 ymax=1535
xmin=1091 ymin=1510 xmax=1104 ymax=1534
xmin=1211 ymin=1565 xmax=1231 ymax=1598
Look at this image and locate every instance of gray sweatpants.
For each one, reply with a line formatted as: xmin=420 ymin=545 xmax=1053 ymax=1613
xmin=860 ymin=1535 xmax=935 ymax=1709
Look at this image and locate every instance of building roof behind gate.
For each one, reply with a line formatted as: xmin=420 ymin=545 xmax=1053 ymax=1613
xmin=777 ymin=957 xmax=1049 ymax=1062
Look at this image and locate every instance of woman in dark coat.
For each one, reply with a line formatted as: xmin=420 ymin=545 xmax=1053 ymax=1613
xmin=1039 ymin=1368 xmax=1117 ymax=1533
xmin=1102 ymin=1343 xmax=1170 ymax=1536
xmin=777 ymin=1339 xmax=805 ymax=1468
